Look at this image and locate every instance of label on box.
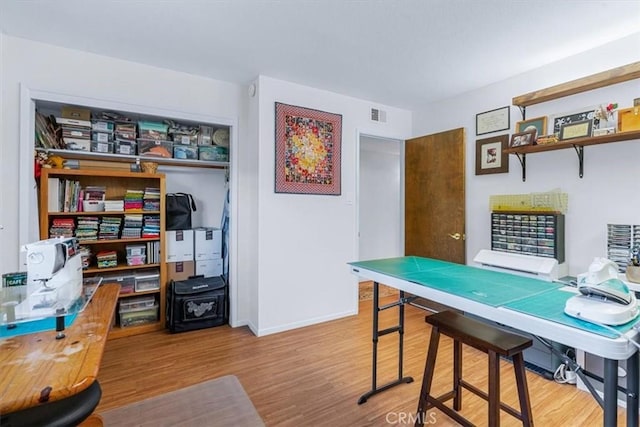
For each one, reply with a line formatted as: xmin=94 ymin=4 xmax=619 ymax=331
xmin=180 ymin=136 xmax=190 ymax=145
xmin=176 ymin=230 xmax=184 ymax=241
xmin=206 ymin=229 xmax=213 ymax=240
xmin=96 ymin=133 xmax=109 ymax=143
xmin=119 ymin=145 xmax=132 ymax=155
xmin=176 ymin=261 xmax=185 ymax=273
xmin=96 ymin=142 xmax=109 ymax=153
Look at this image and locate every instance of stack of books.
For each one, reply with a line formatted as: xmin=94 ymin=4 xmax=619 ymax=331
xmin=56 ymin=116 xmax=92 ymax=152
xmin=122 ymin=214 xmax=143 ymax=239
xmin=142 ymin=215 xmax=160 ymax=239
xmin=75 ymin=216 xmax=99 ymax=241
xmin=98 ymin=217 xmax=122 ymax=240
xmin=124 ymin=189 xmax=144 ymax=211
xmin=96 ymin=250 xmax=118 ymax=269
xmin=49 ymin=218 xmax=75 ymax=238
xmin=143 ymin=187 xmax=161 ymax=211
xmin=104 ymin=200 xmax=125 ymax=212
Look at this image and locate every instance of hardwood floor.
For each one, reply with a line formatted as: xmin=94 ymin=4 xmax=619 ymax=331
xmin=96 ymin=297 xmax=626 ymax=426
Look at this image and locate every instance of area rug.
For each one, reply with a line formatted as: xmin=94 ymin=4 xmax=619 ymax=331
xmin=100 ymin=375 xmax=265 ymax=427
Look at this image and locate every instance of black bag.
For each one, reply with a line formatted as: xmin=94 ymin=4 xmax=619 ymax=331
xmin=167 ymin=276 xmax=227 ymax=333
xmin=166 ymin=193 xmax=197 ymax=230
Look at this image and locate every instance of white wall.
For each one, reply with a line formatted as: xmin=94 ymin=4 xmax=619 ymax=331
xmin=0 ymin=35 xmax=251 ymax=323
xmin=412 ymin=32 xmax=640 ymax=276
xmin=251 ymin=76 xmax=412 ymax=335
xmin=358 ymin=136 xmax=402 ymax=261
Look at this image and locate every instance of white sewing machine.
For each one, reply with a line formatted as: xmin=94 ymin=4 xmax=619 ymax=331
xmin=19 ymin=237 xmax=83 ymax=317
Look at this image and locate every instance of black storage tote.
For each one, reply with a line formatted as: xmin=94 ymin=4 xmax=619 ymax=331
xmin=166 ymin=276 xmax=227 ymax=333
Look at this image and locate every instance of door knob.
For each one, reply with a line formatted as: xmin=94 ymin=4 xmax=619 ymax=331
xmin=448 ymin=233 xmax=461 ymax=240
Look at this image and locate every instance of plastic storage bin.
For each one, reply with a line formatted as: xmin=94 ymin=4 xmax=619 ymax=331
xmin=138 ymin=139 xmax=173 ymax=158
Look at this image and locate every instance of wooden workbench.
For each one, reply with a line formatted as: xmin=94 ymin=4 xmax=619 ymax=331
xmin=0 ymin=284 xmax=119 ymax=414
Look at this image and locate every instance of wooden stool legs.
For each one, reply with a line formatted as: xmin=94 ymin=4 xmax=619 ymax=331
xmin=415 ymin=311 xmax=534 ymax=427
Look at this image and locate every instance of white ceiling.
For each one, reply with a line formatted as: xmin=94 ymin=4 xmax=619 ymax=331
xmin=1 ymin=0 xmax=639 ymax=111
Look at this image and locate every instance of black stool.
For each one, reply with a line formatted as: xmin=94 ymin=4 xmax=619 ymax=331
xmin=415 ymin=311 xmax=533 ymax=427
xmin=0 ymin=379 xmax=102 ymax=427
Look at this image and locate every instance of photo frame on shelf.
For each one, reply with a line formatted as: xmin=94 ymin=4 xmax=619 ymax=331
xmin=510 ymin=130 xmax=537 ymax=148
xmin=515 ymin=116 xmax=547 ymax=137
xmin=476 ymin=106 xmax=510 ymax=135
xmin=550 ymin=105 xmax=598 ymax=134
xmin=559 ymin=119 xmax=593 ymax=141
xmin=274 ymin=102 xmax=342 ymax=195
xmin=475 ymin=134 xmax=509 ymax=175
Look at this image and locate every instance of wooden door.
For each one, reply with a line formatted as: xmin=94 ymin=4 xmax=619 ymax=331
xmin=405 ymin=128 xmax=465 ymax=264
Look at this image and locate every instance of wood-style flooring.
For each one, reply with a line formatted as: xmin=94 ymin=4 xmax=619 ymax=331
xmin=96 ymin=296 xmax=626 ymax=426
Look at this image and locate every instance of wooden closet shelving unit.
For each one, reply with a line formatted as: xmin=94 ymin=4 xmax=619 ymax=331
xmin=39 ymin=168 xmax=167 ymax=339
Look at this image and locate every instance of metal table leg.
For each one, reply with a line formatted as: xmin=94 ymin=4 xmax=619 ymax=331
xmin=627 ymin=351 xmax=639 ymax=427
xmin=358 ymin=282 xmax=413 ymax=404
xmin=604 ymin=358 xmax=618 ymax=427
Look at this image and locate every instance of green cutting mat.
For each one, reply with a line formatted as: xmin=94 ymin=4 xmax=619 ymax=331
xmin=350 ymin=256 xmax=454 ymax=278
xmin=504 ymin=288 xmax=638 ymax=338
xmin=403 ymin=268 xmax=560 ymax=307
xmin=350 ymin=256 xmax=640 ymax=336
xmin=351 ymin=257 xmax=561 ymax=307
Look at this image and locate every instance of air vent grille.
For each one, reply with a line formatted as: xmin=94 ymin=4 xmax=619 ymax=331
xmin=370 ymin=108 xmax=387 ymax=123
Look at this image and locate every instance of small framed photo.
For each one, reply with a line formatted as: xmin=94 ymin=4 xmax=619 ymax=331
xmin=510 ymin=130 xmax=537 ymax=148
xmin=515 ymin=116 xmax=547 ymax=137
xmin=475 ymin=134 xmax=509 ymax=175
xmin=559 ymin=119 xmax=593 ymax=141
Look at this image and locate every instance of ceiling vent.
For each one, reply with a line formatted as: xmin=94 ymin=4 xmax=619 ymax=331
xmin=370 ymin=108 xmax=387 ymax=123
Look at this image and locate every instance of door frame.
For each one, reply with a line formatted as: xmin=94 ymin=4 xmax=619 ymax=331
xmin=355 ymin=129 xmax=406 ymax=264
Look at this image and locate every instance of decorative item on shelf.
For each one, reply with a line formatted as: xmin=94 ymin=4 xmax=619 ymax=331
xmin=515 ymin=116 xmax=547 ymax=139
xmin=551 ymin=105 xmax=597 ymax=135
xmin=509 ymin=129 xmax=536 ymax=148
xmin=592 ymin=103 xmax=618 ymax=136
xmin=559 ymin=119 xmax=593 ymax=141
xmin=618 ymin=106 xmax=640 ymax=133
xmin=475 ymin=134 xmax=509 ymax=175
xmin=141 ymin=162 xmax=159 ymax=174
xmin=535 ymin=134 xmax=559 ymax=145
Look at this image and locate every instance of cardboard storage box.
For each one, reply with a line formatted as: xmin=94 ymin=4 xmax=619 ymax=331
xmin=195 ymin=258 xmax=223 ymax=278
xmin=194 ymin=227 xmax=222 ymax=260
xmin=166 ymin=230 xmax=194 ymax=262
xmin=167 ymin=261 xmax=195 ymax=282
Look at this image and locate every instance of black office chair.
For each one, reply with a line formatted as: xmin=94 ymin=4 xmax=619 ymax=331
xmin=0 ymin=380 xmax=102 ymax=427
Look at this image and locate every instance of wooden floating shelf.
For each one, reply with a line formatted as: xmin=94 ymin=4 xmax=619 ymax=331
xmin=504 ymin=130 xmax=640 ymax=154
xmin=512 ymin=62 xmax=640 ymax=107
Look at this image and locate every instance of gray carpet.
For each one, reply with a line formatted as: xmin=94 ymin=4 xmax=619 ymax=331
xmin=100 ymin=375 xmax=265 ymax=427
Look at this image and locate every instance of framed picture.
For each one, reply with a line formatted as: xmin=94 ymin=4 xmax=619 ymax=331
xmin=510 ymin=130 xmax=537 ymax=148
xmin=476 ymin=106 xmax=510 ymax=135
xmin=475 ymin=134 xmax=509 ymax=175
xmin=559 ymin=119 xmax=593 ymax=141
xmin=274 ymin=102 xmax=342 ymax=195
xmin=551 ymin=105 xmax=598 ymax=134
xmin=516 ymin=116 xmax=547 ymax=137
